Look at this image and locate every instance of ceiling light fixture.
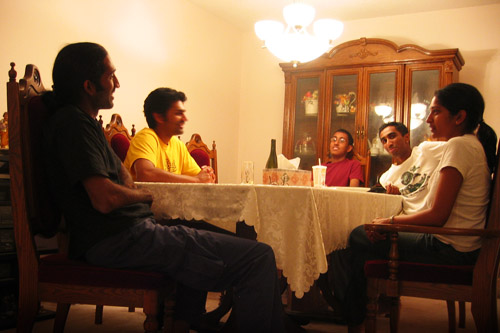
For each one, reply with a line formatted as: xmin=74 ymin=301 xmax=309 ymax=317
xmin=410 ymin=102 xmax=428 ymax=130
xmin=255 ymin=2 xmax=343 ymax=67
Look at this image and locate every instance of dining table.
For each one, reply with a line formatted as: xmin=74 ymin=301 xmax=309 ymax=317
xmin=136 ymin=182 xmax=403 ymax=299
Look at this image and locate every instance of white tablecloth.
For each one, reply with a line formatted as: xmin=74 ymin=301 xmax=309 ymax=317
xmin=136 ymin=183 xmax=402 ymax=298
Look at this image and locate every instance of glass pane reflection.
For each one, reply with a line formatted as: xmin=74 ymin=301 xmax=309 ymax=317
xmin=294 ymin=77 xmax=319 ymax=170
xmin=368 ymin=72 xmax=396 ymax=156
xmin=410 ymin=70 xmax=440 ymax=146
xmin=367 ymin=72 xmax=396 ymax=187
xmin=330 ymin=74 xmax=358 ymax=145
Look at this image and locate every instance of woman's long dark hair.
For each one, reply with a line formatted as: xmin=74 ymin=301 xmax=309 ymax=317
xmin=435 ymin=83 xmax=497 ymax=173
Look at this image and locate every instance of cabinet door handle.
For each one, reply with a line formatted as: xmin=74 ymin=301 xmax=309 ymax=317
xmin=356 ymin=127 xmax=360 ymax=140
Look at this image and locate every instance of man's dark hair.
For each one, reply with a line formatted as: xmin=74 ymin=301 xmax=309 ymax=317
xmin=52 ymin=42 xmax=108 ymax=104
xmin=378 ymin=122 xmax=408 ymax=137
xmin=144 ymin=88 xmax=187 ymax=129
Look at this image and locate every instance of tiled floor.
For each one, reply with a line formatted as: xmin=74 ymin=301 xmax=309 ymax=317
xmin=1 ymin=294 xmax=483 ymax=332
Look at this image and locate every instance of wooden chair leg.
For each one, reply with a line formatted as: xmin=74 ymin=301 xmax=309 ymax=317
xmin=163 ymin=296 xmax=176 ymax=333
xmin=389 ymin=297 xmax=400 ymax=333
xmin=95 ymin=304 xmax=103 ymax=324
xmin=143 ymin=291 xmax=160 ymax=333
xmin=471 ymin=297 xmax=498 ymax=333
xmin=54 ymin=303 xmax=71 ymax=333
xmin=458 ymin=301 xmax=466 ymax=328
xmin=365 ymin=279 xmax=378 ymax=333
xmin=16 ymin=292 xmax=38 ymax=333
xmin=446 ymin=300 xmax=456 ymax=333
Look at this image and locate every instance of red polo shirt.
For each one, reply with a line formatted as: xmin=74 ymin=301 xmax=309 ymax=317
xmin=323 ymin=158 xmax=364 ymax=187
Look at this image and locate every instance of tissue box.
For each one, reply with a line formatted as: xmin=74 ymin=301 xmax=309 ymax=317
xmin=263 ymin=169 xmax=312 ymax=186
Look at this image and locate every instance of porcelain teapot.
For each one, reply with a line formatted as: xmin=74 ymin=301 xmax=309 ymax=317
xmin=335 ymin=92 xmax=356 ymax=114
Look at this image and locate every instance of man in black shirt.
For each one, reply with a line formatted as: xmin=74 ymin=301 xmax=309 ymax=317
xmin=44 ymin=42 xmax=285 ymax=333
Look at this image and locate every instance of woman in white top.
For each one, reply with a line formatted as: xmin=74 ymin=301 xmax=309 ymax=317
xmin=332 ymin=83 xmax=498 ymax=330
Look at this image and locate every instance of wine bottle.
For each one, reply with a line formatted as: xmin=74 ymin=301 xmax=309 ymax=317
xmin=265 ymin=139 xmax=278 ymax=169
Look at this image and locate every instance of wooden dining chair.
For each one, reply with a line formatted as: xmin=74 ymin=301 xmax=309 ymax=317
xmin=363 ymin=139 xmax=500 ymax=333
xmin=96 ymin=114 xmax=137 ymax=323
xmin=354 ymin=151 xmax=371 ymax=187
xmin=103 ymin=113 xmax=136 ymax=162
xmin=186 ymin=133 xmax=218 ymax=183
xmin=8 ymin=62 xmax=176 ymax=333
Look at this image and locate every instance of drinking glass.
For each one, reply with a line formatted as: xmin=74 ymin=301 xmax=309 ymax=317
xmin=241 ymin=161 xmax=254 ymax=184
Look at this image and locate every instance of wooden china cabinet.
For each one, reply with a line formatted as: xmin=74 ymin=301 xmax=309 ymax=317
xmin=280 ymin=37 xmax=464 ymax=186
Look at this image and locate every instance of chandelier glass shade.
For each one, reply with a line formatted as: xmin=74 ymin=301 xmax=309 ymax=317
xmin=410 ymin=102 xmax=428 ymax=130
xmin=255 ymin=3 xmax=343 ymax=65
xmin=374 ymin=105 xmax=393 ymax=119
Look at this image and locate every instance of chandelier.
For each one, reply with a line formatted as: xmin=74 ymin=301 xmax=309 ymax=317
xmin=254 ymin=2 xmax=343 ymax=67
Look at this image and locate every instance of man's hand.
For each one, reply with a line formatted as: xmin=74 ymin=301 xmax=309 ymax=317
xmin=197 ymin=166 xmax=216 ymax=183
xmin=385 ymin=183 xmax=401 ymax=195
xmin=135 ymin=187 xmax=154 ymax=207
xmin=365 ymin=217 xmax=392 ymax=243
xmin=134 ymin=158 xmax=214 ymax=183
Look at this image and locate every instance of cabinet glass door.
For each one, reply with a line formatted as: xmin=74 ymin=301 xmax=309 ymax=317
xmin=329 ymin=74 xmax=359 ymax=150
xmin=293 ymin=77 xmax=320 ymax=170
xmin=366 ymin=68 xmax=401 ymax=186
xmin=407 ymin=69 xmax=440 ymax=146
xmin=367 ymin=72 xmax=397 ymax=149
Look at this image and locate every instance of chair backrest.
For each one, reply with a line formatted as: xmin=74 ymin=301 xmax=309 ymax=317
xmin=110 ymin=133 xmax=130 ymax=162
xmin=354 ymin=151 xmax=371 ymax=187
xmin=7 ymin=63 xmax=61 ymax=276
xmin=186 ymin=133 xmax=218 ymax=183
xmin=103 ymin=114 xmax=135 ymax=162
xmin=472 ymin=139 xmax=500 ymax=293
xmin=103 ymin=113 xmax=134 ymax=142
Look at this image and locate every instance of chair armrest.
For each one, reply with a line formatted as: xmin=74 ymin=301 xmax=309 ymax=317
xmin=364 ymin=223 xmax=500 ymax=238
xmin=364 ymin=223 xmax=500 ymax=283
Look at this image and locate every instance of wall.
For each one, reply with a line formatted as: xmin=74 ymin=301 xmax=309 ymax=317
xmin=239 ymin=4 xmax=500 ymax=184
xmin=2 ymin=2 xmax=500 ymax=184
xmin=0 ymin=0 xmax=242 ymax=183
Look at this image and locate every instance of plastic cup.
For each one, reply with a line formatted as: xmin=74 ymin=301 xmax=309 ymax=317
xmin=312 ymin=165 xmax=327 ymax=187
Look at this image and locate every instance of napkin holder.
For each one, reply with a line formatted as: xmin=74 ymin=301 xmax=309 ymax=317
xmin=262 ymin=169 xmax=312 ymax=186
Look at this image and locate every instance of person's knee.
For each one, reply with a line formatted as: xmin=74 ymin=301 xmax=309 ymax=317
xmin=349 ymin=225 xmax=379 ymax=252
xmin=348 ymin=225 xmax=370 ymax=250
xmin=349 ymin=224 xmax=390 ymax=261
xmin=250 ymin=242 xmax=277 ymax=270
xmin=258 ymin=241 xmax=275 ymax=259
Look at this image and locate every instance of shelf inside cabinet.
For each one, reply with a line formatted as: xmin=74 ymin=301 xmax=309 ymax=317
xmin=333 ymin=112 xmax=355 ymax=117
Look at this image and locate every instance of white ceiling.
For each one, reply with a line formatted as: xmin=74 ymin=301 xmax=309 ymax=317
xmin=187 ymin=0 xmax=500 ymax=31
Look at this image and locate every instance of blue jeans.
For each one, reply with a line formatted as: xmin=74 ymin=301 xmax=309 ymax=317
xmin=330 ymin=225 xmax=480 ymax=325
xmin=85 ymin=218 xmax=285 ymax=332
